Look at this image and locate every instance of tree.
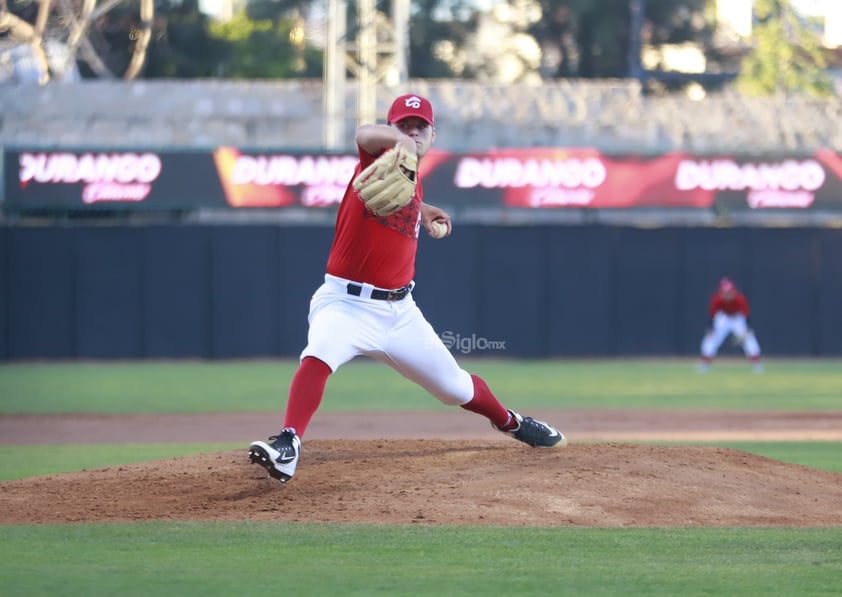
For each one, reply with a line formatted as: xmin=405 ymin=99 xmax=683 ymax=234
xmin=209 ymin=8 xmax=321 ymax=78
xmin=405 ymin=0 xmax=479 ymax=78
xmin=144 ymin=0 xmax=224 ymax=77
xmin=736 ymin=0 xmax=835 ymax=97
xmin=0 ymin=0 xmax=156 ymax=82
xmin=528 ymin=0 xmax=713 ymax=79
xmin=143 ymin=0 xmax=321 ymax=79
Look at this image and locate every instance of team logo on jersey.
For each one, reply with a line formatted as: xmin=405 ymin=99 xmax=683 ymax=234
xmin=366 ymin=195 xmax=420 ymax=238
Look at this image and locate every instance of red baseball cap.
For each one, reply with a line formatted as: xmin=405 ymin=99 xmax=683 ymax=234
xmin=387 ymin=94 xmax=434 ymax=125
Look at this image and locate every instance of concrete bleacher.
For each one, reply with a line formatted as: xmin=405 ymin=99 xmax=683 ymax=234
xmin=2 ymin=79 xmax=840 ymax=153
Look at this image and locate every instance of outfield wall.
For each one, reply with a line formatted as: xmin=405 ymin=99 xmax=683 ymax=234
xmin=1 ymin=224 xmax=841 ymax=360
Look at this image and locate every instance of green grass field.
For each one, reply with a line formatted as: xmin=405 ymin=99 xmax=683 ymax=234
xmin=2 ymin=524 xmax=840 ymax=596
xmin=2 ymin=357 xmax=841 ymax=414
xmin=1 ymin=358 xmax=841 ymax=596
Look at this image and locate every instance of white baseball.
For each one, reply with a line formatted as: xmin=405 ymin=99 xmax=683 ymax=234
xmin=429 ymin=221 xmax=448 ymax=239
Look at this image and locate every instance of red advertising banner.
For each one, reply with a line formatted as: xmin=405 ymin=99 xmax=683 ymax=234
xmin=212 ymin=147 xmax=358 ymax=208
xmin=420 ymin=148 xmax=842 ymax=211
xmin=5 ymin=147 xmax=842 ymax=211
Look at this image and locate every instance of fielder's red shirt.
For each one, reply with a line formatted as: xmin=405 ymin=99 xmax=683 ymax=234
xmin=709 ymin=290 xmax=750 ymax=318
xmin=325 ymin=145 xmax=422 ymax=289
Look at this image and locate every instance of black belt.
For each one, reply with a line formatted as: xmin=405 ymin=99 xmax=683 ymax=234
xmin=346 ymin=282 xmax=412 ymax=301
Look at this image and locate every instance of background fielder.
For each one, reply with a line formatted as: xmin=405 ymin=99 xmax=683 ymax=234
xmin=699 ymin=277 xmax=763 ymax=373
xmin=248 ymin=94 xmax=567 ymax=484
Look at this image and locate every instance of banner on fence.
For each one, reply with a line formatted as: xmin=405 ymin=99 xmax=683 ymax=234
xmin=5 ymin=147 xmax=842 ymax=211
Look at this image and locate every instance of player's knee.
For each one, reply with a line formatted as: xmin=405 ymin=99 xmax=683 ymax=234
xmin=429 ymin=371 xmax=473 ymax=406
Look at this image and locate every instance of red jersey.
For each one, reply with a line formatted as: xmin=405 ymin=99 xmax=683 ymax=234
xmin=708 ymin=290 xmax=750 ymax=318
xmin=325 ymin=145 xmax=422 ymax=289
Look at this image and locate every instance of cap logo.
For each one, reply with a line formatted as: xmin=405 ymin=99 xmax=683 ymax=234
xmin=405 ymin=96 xmax=423 ymax=109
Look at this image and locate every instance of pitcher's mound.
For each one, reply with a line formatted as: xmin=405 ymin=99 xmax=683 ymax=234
xmin=2 ymin=440 xmax=841 ymax=526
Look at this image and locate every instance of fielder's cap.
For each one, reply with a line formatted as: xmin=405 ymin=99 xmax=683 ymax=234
xmin=718 ymin=277 xmax=735 ymax=292
xmin=387 ymin=94 xmax=434 ymax=125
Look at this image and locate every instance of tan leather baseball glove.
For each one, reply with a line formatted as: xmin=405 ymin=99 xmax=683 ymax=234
xmin=353 ymin=143 xmax=418 ymax=216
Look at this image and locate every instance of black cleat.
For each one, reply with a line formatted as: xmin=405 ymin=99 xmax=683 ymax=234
xmin=494 ymin=410 xmax=568 ymax=448
xmin=248 ymin=428 xmax=301 ymax=483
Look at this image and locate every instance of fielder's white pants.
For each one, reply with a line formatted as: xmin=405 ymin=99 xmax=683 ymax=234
xmin=300 ymin=274 xmax=474 ymax=405
xmin=701 ymin=312 xmax=761 ymax=358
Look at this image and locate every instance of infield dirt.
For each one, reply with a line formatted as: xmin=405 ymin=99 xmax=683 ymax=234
xmin=2 ymin=409 xmax=841 ymax=527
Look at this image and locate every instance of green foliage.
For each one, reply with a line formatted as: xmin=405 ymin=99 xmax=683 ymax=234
xmin=404 ymin=0 xmax=724 ymax=79
xmin=737 ymin=0 xmax=835 ymax=97
xmin=530 ymin=0 xmax=713 ymax=78
xmin=644 ymin=0 xmax=713 ymax=44
xmin=141 ymin=0 xmax=321 ymax=79
xmin=407 ymin=0 xmax=479 ymax=78
xmin=208 ymin=9 xmax=321 ymax=78
xmin=144 ymin=0 xmax=226 ymax=77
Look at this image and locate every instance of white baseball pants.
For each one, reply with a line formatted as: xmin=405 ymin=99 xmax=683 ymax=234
xmin=300 ymin=274 xmax=474 ymax=405
xmin=701 ymin=312 xmax=761 ymax=358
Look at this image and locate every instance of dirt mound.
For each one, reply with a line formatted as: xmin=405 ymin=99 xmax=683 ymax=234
xmin=2 ymin=440 xmax=841 ymax=527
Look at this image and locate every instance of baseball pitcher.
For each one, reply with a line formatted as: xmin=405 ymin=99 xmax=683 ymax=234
xmin=248 ymin=94 xmax=567 ymax=484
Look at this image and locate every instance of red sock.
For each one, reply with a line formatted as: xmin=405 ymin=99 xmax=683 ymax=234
xmin=460 ymin=374 xmax=515 ymax=430
xmin=282 ymin=356 xmax=332 ymax=438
